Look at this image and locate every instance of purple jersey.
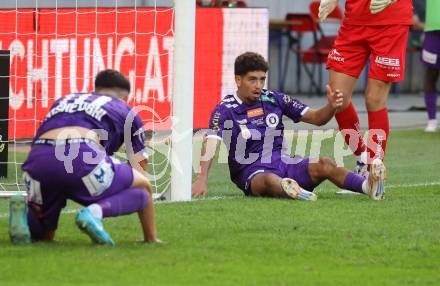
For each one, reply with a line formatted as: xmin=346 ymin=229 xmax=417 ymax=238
xmin=207 ymin=89 xmax=309 ymax=186
xmin=35 ymin=92 xmax=146 ymax=156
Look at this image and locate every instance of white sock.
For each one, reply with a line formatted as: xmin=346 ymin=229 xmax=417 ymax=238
xmin=87 ymin=204 xmax=103 ymax=220
xmin=361 ymin=180 xmax=368 ymax=194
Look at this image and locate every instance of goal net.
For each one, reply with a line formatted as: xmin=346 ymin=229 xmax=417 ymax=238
xmin=0 ymin=0 xmax=269 ymax=200
xmin=0 ymin=0 xmax=177 ymax=198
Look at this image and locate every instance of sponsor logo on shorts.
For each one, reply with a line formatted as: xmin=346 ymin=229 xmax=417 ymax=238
xmin=386 ymin=73 xmax=400 ymax=78
xmin=422 ymin=49 xmax=438 ymax=65
xmin=23 ymin=172 xmax=42 ymax=204
xmin=375 ymin=56 xmax=400 ymax=67
xmin=82 ymin=160 xmax=114 ymax=197
xmin=328 ymin=49 xmax=344 ymax=63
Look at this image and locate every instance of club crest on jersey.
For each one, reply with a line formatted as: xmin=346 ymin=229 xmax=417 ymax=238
xmin=265 ymin=113 xmax=279 ymax=127
xmin=247 ymin=107 xmax=264 ymax=118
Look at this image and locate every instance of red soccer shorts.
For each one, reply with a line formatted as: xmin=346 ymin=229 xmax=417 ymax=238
xmin=326 ymin=23 xmax=410 ymax=82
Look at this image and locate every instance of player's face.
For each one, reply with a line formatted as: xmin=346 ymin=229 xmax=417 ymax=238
xmin=235 ymin=71 xmax=266 ymax=104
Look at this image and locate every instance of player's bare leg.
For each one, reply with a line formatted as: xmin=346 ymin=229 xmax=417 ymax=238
xmin=330 ymin=70 xmax=368 ymax=172
xmin=329 ymin=70 xmax=357 ymax=110
xmin=76 ymin=168 xmax=159 ymax=245
xmin=365 ymin=78 xmax=391 ymax=111
xmin=250 ymin=173 xmax=284 ymax=197
xmin=250 ymin=173 xmax=316 ymax=201
xmin=308 ymin=157 xmax=349 ymax=188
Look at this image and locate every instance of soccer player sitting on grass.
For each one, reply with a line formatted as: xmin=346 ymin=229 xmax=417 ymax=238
xmin=8 ymin=69 xmax=160 ymax=245
xmin=192 ymin=52 xmax=386 ymax=201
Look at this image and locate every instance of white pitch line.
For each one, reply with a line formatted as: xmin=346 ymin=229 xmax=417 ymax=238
xmin=387 ymin=181 xmax=440 ymax=189
xmin=0 ymin=181 xmax=439 ymax=219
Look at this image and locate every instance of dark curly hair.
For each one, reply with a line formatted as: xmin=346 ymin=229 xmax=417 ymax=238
xmin=94 ymin=69 xmax=130 ymax=94
xmin=234 ymin=52 xmax=269 ymax=76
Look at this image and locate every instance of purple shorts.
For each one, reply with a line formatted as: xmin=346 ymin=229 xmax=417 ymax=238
xmin=22 ymin=142 xmax=134 ymax=230
xmin=232 ymin=156 xmax=315 ymax=196
xmin=421 ymin=31 xmax=440 ymax=69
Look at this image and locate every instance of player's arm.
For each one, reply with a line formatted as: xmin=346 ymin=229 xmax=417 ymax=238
xmin=128 ymin=152 xmax=149 ymax=176
xmin=301 ymin=85 xmax=343 ymax=126
xmin=192 ymin=106 xmax=226 ymax=197
xmin=127 ymin=117 xmax=151 ymax=179
xmin=412 ymin=14 xmax=424 ymax=31
xmin=125 ymin=123 xmax=159 ymax=243
xmin=127 ymin=151 xmax=160 ymax=243
xmin=192 ymin=137 xmax=220 ymax=197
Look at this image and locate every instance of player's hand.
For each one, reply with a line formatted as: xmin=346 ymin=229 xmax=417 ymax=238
xmin=318 ymin=0 xmax=339 ymax=22
xmin=370 ymin=0 xmax=397 ymax=14
xmin=325 ymin=84 xmax=344 ymax=110
xmin=192 ymin=178 xmax=208 ymax=198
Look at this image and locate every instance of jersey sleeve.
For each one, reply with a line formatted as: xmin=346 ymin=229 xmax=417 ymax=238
xmin=206 ymin=105 xmax=229 ymax=141
xmin=277 ymin=93 xmax=309 ymax=123
xmin=127 ymin=113 xmax=148 ymax=159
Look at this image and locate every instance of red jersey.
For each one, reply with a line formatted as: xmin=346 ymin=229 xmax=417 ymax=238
xmin=344 ymin=0 xmax=413 ymax=26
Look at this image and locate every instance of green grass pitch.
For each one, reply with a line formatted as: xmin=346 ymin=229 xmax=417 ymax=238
xmin=0 ymin=129 xmax=439 ymax=285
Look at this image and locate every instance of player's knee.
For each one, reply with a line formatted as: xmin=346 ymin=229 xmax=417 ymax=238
xmin=251 ymin=173 xmax=280 ymax=197
xmin=366 ymin=93 xmax=387 ymax=109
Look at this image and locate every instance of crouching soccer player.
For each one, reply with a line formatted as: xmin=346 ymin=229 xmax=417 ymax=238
xmin=192 ymin=52 xmax=386 ymax=201
xmin=8 ymin=69 xmax=160 ymax=245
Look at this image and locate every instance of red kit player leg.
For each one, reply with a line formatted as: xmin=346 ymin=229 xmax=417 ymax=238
xmin=319 ymin=0 xmax=413 ymax=175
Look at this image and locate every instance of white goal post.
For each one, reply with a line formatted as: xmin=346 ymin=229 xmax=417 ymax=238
xmin=169 ymin=0 xmax=195 ymax=201
xmin=0 ymin=0 xmax=195 ymax=201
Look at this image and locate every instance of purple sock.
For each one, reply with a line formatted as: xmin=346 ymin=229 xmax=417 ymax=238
xmin=98 ymin=188 xmax=148 ymax=218
xmin=343 ymin=172 xmax=366 ymax=194
xmin=425 ymin=91 xmax=437 ymax=120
